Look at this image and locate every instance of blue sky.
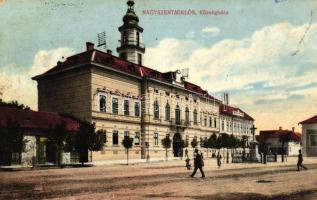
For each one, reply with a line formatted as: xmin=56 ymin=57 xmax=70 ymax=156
xmin=0 ymin=0 xmax=317 ymax=131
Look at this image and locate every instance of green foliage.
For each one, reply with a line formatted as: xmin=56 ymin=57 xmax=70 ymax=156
xmin=0 ymin=99 xmax=30 ymax=110
xmin=0 ymin=121 xmax=26 ymax=165
xmin=74 ymin=121 xmax=105 ymax=165
xmin=161 ymin=136 xmax=172 ymax=149
xmin=190 ymin=137 xmax=198 ymax=148
xmin=122 ymin=136 xmax=133 ymax=150
xmin=208 ymin=133 xmax=217 ymax=148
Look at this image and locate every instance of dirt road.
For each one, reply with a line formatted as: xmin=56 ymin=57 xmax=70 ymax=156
xmin=1 ymin=158 xmax=317 ymax=200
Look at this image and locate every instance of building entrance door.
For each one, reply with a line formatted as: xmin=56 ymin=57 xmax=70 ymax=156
xmin=173 ymin=133 xmax=183 ymax=157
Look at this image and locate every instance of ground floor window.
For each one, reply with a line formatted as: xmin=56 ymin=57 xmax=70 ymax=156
xmin=113 ymin=130 xmax=118 ymax=145
xmin=134 ymin=132 xmax=140 ymax=145
xmin=310 ymin=134 xmax=317 ymax=147
xmin=154 ymin=133 xmax=159 ymax=146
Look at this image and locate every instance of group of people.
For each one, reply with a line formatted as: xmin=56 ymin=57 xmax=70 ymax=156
xmin=184 ymin=148 xmax=308 ymax=178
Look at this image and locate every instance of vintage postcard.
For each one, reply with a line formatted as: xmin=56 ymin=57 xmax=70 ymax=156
xmin=0 ymin=0 xmax=317 ymax=199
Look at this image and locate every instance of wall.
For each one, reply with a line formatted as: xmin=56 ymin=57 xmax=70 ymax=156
xmin=302 ymin=123 xmax=317 ymax=157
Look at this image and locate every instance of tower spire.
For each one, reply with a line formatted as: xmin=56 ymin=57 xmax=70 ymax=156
xmin=117 ymin=0 xmax=145 ymax=65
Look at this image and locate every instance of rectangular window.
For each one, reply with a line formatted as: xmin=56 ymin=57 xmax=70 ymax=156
xmin=310 ymin=134 xmax=317 ymax=147
xmin=214 ymin=118 xmax=217 ymax=128
xmin=154 ymin=133 xmax=158 ymax=146
xmin=112 ymin=97 xmax=118 ymax=114
xmin=134 ymin=132 xmax=140 ymax=145
xmin=204 ymin=116 xmax=207 ymax=126
xmin=209 ymin=117 xmax=212 ymax=127
xmin=124 ymin=99 xmax=129 ymax=116
xmin=134 ymin=102 xmax=140 ymax=117
xmin=99 ymin=94 xmax=106 ymax=112
xmin=138 ymin=53 xmax=142 ymax=65
xmin=113 ymin=130 xmax=118 ymax=145
xmin=124 ymin=131 xmax=129 ymax=137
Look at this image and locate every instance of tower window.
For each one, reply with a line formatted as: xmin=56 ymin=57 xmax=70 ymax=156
xmin=138 ymin=53 xmax=142 ymax=65
xmin=137 ymin=32 xmax=140 ymax=46
xmin=123 ymin=31 xmax=127 ymax=44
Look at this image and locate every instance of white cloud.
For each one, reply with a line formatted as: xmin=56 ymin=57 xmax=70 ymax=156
xmin=0 ymin=48 xmax=75 ymax=110
xmin=201 ymin=27 xmax=220 ymax=37
xmin=144 ymin=22 xmax=317 ymax=130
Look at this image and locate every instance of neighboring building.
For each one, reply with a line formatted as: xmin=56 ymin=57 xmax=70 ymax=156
xmin=299 ymin=115 xmax=317 ymax=157
xmin=0 ymin=107 xmax=80 ymax=166
xmin=256 ymin=127 xmax=301 ymax=156
xmin=32 ymin=0 xmax=253 ymax=162
xmin=219 ymin=95 xmax=254 ymax=143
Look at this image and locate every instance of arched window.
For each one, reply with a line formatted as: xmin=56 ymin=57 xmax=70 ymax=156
xmin=165 ymin=102 xmax=170 ymax=120
xmin=134 ymin=102 xmax=140 ymax=117
xmin=185 ymin=107 xmax=189 ymax=125
xmin=153 ymin=100 xmax=159 ymax=119
xmin=193 ymin=109 xmax=198 ymax=125
xmin=175 ymin=105 xmax=181 ymax=124
xmin=99 ymin=95 xmax=106 ymax=112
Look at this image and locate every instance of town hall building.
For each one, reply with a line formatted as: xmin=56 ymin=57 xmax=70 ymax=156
xmin=32 ymin=0 xmax=254 ymax=162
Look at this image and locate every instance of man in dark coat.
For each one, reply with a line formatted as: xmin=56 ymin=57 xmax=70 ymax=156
xmin=297 ymin=150 xmax=308 ymax=171
xmin=190 ymin=149 xmax=205 ymax=178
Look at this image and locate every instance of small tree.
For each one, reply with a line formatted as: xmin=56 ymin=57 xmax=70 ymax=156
xmin=47 ymin=122 xmax=68 ymax=167
xmin=191 ymin=137 xmax=198 ymax=149
xmin=280 ymin=133 xmax=291 ymax=162
xmin=161 ymin=135 xmax=172 ymax=161
xmin=202 ymin=137 xmax=209 ymax=157
xmin=74 ymin=121 xmax=104 ymax=166
xmin=122 ymin=136 xmax=134 ymax=165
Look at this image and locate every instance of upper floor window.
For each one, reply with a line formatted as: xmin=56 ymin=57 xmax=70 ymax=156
xmin=222 ymin=120 xmax=224 ymax=131
xmin=124 ymin=99 xmax=129 ymax=116
xmin=193 ymin=109 xmax=198 ymax=125
xmin=154 ymin=133 xmax=159 ymax=146
xmin=185 ymin=107 xmax=189 ymax=125
xmin=175 ymin=105 xmax=181 ymax=124
xmin=204 ymin=116 xmax=207 ymax=126
xmin=214 ymin=118 xmax=217 ymax=128
xmin=165 ymin=103 xmax=170 ymax=120
xmin=112 ymin=97 xmax=118 ymax=114
xmin=134 ymin=102 xmax=140 ymax=117
xmin=209 ymin=117 xmax=212 ymax=127
xmin=99 ymin=95 xmax=106 ymax=112
xmin=153 ymin=100 xmax=159 ymax=119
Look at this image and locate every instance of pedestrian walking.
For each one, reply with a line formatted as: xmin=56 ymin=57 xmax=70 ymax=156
xmin=190 ymin=149 xmax=205 ymax=178
xmin=217 ymin=152 xmax=222 ymax=169
xmin=297 ymin=150 xmax=308 ymax=171
xmin=185 ymin=157 xmax=191 ymax=170
xmin=185 ymin=148 xmax=188 ymax=158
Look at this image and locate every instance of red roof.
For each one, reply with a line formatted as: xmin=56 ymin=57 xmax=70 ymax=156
xmin=256 ymin=129 xmax=301 ymax=142
xmin=299 ymin=115 xmax=317 ymax=124
xmin=0 ymin=107 xmax=80 ymax=131
xmin=32 ymin=44 xmax=220 ymax=102
xmin=219 ymin=104 xmax=254 ymax=121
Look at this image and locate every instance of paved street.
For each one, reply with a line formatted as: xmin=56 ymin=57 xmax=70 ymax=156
xmin=1 ymin=157 xmax=317 ymax=200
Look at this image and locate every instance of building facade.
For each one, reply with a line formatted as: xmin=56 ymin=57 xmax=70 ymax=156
xmin=256 ymin=127 xmax=301 ymax=156
xmin=0 ymin=107 xmax=80 ymax=166
xmin=300 ymin=115 xmax=317 ymax=157
xmin=219 ymin=103 xmax=254 ymax=144
xmin=32 ymin=0 xmax=253 ymax=162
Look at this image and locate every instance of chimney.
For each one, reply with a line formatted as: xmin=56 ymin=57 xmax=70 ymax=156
xmin=57 ymin=61 xmax=62 ymax=67
xmin=292 ymin=127 xmax=295 ymax=132
xmin=279 ymin=126 xmax=282 ymax=130
xmin=107 ymin=49 xmax=112 ymax=55
xmin=86 ymin=42 xmax=94 ymax=51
